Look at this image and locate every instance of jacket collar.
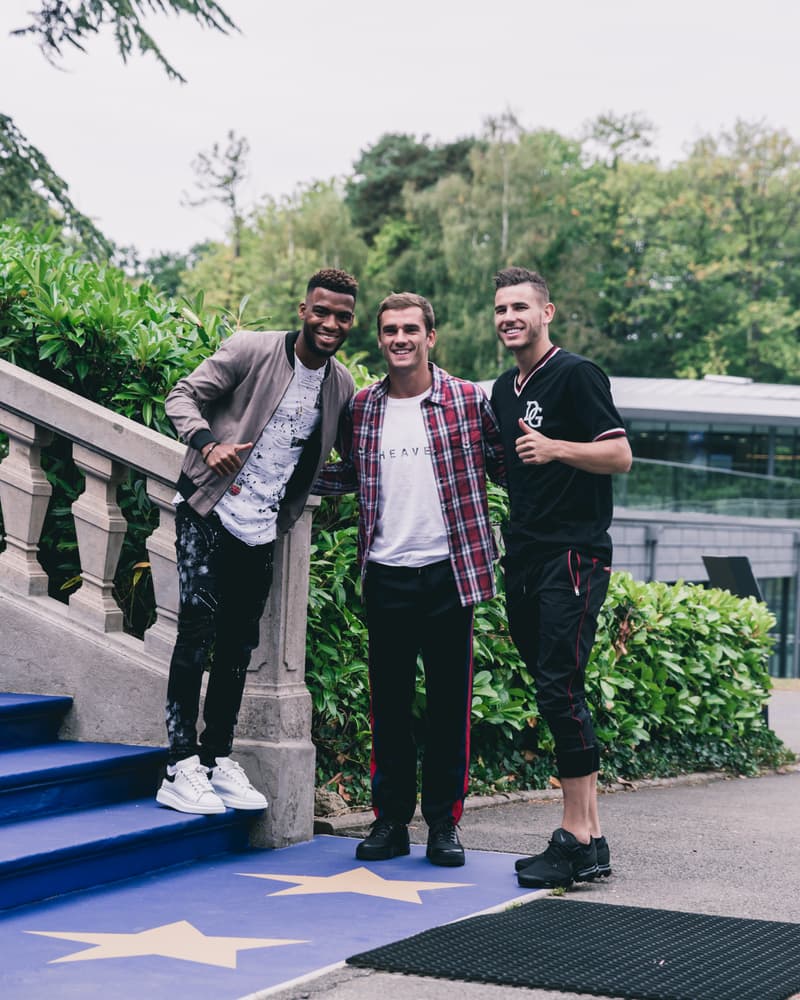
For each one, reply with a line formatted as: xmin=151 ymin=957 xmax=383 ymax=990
xmin=285 ymin=329 xmax=332 ymax=380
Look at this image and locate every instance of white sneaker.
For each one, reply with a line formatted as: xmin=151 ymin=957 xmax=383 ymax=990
xmin=209 ymin=757 xmax=268 ymax=810
xmin=156 ymin=755 xmax=226 ymax=815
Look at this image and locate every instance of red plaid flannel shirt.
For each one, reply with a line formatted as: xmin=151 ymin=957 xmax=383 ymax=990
xmin=315 ymin=364 xmax=506 ymax=607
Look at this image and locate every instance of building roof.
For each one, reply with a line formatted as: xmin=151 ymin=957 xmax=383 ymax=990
xmin=610 ymin=375 xmax=800 ymax=427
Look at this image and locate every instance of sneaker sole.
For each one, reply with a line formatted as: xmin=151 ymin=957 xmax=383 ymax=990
xmin=213 ymin=793 xmax=268 ymax=810
xmin=517 ymin=862 xmax=599 ymax=889
xmin=517 ymin=871 xmax=572 ymax=889
xmin=355 ymin=844 xmax=410 ymax=861
xmin=156 ymin=788 xmax=226 ymax=815
xmin=426 ymin=850 xmax=465 ymax=867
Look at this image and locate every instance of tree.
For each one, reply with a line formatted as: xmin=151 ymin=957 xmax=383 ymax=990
xmin=11 ymin=0 xmax=236 ymax=82
xmin=582 ymin=111 xmax=655 ymax=170
xmin=183 ymin=130 xmax=250 ymax=259
xmin=2 ymin=1 xmax=236 ymax=254
xmin=346 ymin=132 xmax=478 ymax=242
xmin=181 ymin=180 xmax=370 ymax=348
xmin=564 ymin=113 xmax=666 ymax=374
xmin=362 ymin=124 xmax=588 ymax=380
xmin=650 ymin=121 xmax=800 ymax=381
xmin=0 ymin=114 xmax=111 ymax=257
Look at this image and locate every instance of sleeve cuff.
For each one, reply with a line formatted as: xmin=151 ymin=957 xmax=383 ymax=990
xmin=190 ymin=429 xmax=216 ymax=451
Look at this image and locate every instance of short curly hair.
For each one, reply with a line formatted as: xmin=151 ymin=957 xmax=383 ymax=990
xmin=306 ymin=268 xmax=359 ymax=302
xmin=494 ymin=266 xmax=549 ymax=302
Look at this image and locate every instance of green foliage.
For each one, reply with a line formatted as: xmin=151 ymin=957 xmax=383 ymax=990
xmin=0 ymin=224 xmax=265 ymax=629
xmin=180 ymin=180 xmax=371 ymax=351
xmin=345 ymin=132 xmax=480 ymax=241
xmin=0 ymin=223 xmax=239 ymax=430
xmin=0 ymin=223 xmax=375 ymax=634
xmin=0 ymin=115 xmax=111 ymax=259
xmin=175 ymin=116 xmax=800 ymax=385
xmin=4 ymin=1 xmax=236 ymax=258
xmin=13 ymin=1 xmax=236 ymax=83
xmin=589 ymin=573 xmax=775 ymax=748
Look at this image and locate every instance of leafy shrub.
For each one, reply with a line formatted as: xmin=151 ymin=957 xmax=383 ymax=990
xmin=0 ymin=224 xmax=248 ymax=630
xmin=0 ymin=223 xmax=235 ymax=431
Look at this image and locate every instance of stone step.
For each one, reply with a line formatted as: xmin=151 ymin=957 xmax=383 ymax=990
xmin=0 ymin=740 xmax=166 ymax=824
xmin=0 ymin=796 xmax=251 ymax=910
xmin=0 ymin=693 xmax=73 ymax=748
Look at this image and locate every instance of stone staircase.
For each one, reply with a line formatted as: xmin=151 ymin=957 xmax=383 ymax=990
xmin=0 ymin=693 xmax=253 ymax=910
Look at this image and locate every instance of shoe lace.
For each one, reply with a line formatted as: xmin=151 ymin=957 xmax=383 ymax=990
xmin=431 ymin=820 xmax=458 ymax=843
xmin=370 ymin=818 xmax=397 ymax=836
xmin=180 ymin=762 xmax=215 ymax=794
xmin=218 ymin=760 xmax=253 ymax=789
xmin=539 ymin=836 xmax=570 ymax=864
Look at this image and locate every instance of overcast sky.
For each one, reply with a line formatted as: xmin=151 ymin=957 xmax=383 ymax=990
xmin=4 ymin=0 xmax=799 ymax=256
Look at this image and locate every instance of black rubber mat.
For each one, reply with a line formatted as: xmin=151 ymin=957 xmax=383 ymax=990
xmin=347 ymin=898 xmax=800 ymax=1000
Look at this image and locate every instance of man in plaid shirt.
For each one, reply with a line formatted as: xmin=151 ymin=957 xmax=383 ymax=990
xmin=316 ymin=292 xmax=505 ymax=866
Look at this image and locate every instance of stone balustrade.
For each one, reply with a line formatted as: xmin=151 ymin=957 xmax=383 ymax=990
xmin=0 ymin=358 xmax=318 ymax=846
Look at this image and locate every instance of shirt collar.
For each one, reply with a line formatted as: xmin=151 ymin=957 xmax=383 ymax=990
xmin=376 ymin=363 xmax=444 ymax=402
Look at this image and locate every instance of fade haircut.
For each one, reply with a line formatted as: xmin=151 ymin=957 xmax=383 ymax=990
xmin=306 ymin=268 xmax=359 ymax=302
xmin=376 ymin=292 xmax=435 ymax=334
xmin=494 ymin=266 xmax=550 ymax=303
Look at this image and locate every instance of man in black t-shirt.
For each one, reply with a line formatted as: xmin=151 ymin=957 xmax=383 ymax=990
xmin=490 ymin=266 xmax=632 ymax=890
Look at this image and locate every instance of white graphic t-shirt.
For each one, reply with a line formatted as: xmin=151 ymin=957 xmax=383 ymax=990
xmin=368 ymin=390 xmax=449 ymax=566
xmin=214 ymin=356 xmax=325 ymax=546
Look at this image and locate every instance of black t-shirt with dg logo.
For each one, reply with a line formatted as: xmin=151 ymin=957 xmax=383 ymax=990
xmin=490 ymin=347 xmax=627 ymax=566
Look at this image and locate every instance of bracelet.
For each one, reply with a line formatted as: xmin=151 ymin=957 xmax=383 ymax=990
xmin=203 ymin=442 xmax=219 ymax=462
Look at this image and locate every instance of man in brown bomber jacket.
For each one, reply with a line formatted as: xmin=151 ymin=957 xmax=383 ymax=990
xmin=155 ymin=268 xmax=357 ymax=816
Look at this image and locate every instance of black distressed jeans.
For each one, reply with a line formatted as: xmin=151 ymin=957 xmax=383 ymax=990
xmin=165 ymin=502 xmax=274 ymax=766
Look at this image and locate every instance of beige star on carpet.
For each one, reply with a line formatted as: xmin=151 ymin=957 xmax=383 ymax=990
xmin=237 ymin=866 xmax=471 ymax=904
xmin=27 ymin=920 xmax=306 ymax=968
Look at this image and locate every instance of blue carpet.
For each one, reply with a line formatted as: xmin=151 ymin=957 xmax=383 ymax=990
xmin=0 ymin=834 xmax=535 ymax=999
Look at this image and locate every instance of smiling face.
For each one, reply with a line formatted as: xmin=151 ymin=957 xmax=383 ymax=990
xmin=494 ymin=282 xmax=555 ymax=359
xmin=377 ymin=306 xmax=436 ymax=378
xmin=296 ymin=286 xmax=356 ymax=367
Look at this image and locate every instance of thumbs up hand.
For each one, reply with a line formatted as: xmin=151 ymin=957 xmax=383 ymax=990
xmin=204 ymin=441 xmax=253 ymax=477
xmin=515 ymin=418 xmax=558 ymax=465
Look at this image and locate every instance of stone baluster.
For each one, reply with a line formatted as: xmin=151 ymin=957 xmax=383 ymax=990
xmin=143 ymin=478 xmax=179 ymax=660
xmin=0 ymin=412 xmax=53 ymax=596
xmin=69 ymin=445 xmax=128 ymax=632
xmin=236 ymin=495 xmax=321 ymax=847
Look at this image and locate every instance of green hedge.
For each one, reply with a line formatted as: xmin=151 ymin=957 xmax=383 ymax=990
xmin=0 ymin=225 xmax=791 ymax=801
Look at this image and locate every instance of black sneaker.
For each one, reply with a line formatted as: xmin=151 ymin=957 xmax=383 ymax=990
xmin=355 ymin=819 xmax=410 ymax=861
xmin=594 ymin=835 xmax=612 ymax=877
xmin=426 ymin=819 xmax=465 ymax=867
xmin=515 ymin=833 xmax=612 ymax=876
xmin=516 ymin=828 xmax=598 ymax=888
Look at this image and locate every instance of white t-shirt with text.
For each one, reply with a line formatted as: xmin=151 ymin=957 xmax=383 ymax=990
xmin=368 ymin=390 xmax=449 ymax=567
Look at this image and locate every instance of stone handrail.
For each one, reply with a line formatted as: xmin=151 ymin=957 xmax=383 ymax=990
xmin=0 ymin=358 xmax=185 ymax=655
xmin=0 ymin=358 xmax=318 ymax=846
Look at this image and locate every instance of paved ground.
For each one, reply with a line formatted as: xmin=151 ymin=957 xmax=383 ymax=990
xmin=258 ymin=687 xmax=800 ymax=1000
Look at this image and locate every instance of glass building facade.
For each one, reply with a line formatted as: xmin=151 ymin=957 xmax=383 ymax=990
xmin=622 ymin=415 xmax=800 ymax=679
xmin=627 ymin=421 xmax=800 ymax=479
